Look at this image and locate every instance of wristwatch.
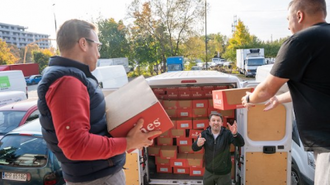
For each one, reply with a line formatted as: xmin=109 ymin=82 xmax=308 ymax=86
xmin=246 ymin=95 xmax=250 ymax=103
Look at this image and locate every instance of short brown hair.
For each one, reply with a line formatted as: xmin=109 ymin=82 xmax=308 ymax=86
xmin=56 ymin=19 xmax=96 ymax=52
xmin=289 ymin=0 xmax=327 ymax=17
xmin=209 ymin=111 xmax=223 ymax=121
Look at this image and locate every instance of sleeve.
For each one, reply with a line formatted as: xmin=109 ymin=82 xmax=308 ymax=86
xmin=230 ymin=133 xmax=245 ymax=147
xmin=271 ymin=37 xmax=312 ymax=81
xmin=45 ymin=76 xmax=127 ymax=160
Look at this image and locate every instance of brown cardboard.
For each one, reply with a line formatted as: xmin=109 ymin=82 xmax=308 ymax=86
xmin=170 ymin=153 xmax=188 ymax=167
xmin=160 ymin=146 xmax=177 ymax=159
xmin=178 ymin=146 xmax=194 ymax=154
xmin=162 ymin=100 xmax=178 ymax=109
xmin=213 ymin=87 xmax=253 ymax=110
xmin=187 ymin=153 xmax=204 ymax=167
xmin=155 ymin=156 xmax=170 ymax=165
xmin=148 ymin=146 xmax=161 ymax=156
xmin=192 ymin=108 xmax=207 ymax=118
xmin=192 ymin=100 xmax=208 ymax=109
xmin=157 ymin=137 xmax=173 ymax=146
xmin=105 ymin=76 xmax=174 ymax=139
xmin=177 ymin=100 xmax=192 ymax=109
xmin=170 ymin=129 xmax=186 ymax=138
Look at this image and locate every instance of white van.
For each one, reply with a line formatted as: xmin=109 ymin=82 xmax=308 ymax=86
xmin=256 ymin=64 xmax=314 ymax=185
xmin=0 ymin=70 xmax=27 ymax=98
xmin=0 ymin=91 xmax=27 ymax=107
xmin=91 ymin=65 xmax=128 ymax=89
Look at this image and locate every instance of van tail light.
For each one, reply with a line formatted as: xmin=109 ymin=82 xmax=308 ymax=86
xmin=44 ymin=180 xmax=57 ymax=185
xmin=181 ymin=80 xmax=197 ymax=83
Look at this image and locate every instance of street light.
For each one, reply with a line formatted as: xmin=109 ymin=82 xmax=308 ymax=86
xmin=52 ymin=4 xmax=58 ymax=34
xmin=205 ymin=0 xmax=208 ymax=70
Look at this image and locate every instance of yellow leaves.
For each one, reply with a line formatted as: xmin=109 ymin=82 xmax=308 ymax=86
xmin=0 ymin=39 xmax=18 ymax=64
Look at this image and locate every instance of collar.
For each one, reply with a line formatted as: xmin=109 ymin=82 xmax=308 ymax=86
xmin=49 ymin=56 xmax=97 ymax=81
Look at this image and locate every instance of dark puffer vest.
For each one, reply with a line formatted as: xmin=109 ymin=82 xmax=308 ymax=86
xmin=37 ymin=56 xmax=125 ymax=182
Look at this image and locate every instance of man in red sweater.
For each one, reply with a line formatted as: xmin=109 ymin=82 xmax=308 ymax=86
xmin=38 ymin=19 xmax=160 ymax=184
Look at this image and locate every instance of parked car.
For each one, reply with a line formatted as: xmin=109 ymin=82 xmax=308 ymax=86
xmin=0 ymin=98 xmax=38 ymax=139
xmin=0 ymin=119 xmax=64 ymax=184
xmin=25 ymin=74 xmax=42 ymax=85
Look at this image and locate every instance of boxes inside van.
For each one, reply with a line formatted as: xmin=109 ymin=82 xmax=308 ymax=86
xmin=0 ymin=70 xmax=27 ymax=98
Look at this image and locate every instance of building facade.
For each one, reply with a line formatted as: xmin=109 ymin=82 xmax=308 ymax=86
xmin=0 ymin=22 xmax=50 ymax=49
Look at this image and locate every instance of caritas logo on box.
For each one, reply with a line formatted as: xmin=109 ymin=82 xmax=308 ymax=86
xmin=140 ymin=118 xmax=161 ymax=133
xmin=213 ymin=94 xmax=222 ymax=105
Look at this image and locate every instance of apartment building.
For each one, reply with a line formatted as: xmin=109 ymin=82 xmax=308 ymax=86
xmin=0 ymin=22 xmax=50 ymax=49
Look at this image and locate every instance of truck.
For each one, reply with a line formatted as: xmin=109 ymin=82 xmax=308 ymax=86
xmin=167 ymin=56 xmax=184 ymax=72
xmin=97 ymin=57 xmax=130 ymax=73
xmin=0 ymin=63 xmax=39 ymax=77
xmin=123 ymin=70 xmax=292 ymax=185
xmin=236 ymin=48 xmax=265 ymax=77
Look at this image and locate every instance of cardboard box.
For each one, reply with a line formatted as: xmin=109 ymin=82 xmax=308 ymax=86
xmin=167 ymin=89 xmax=179 ymax=99
xmin=165 ymin=109 xmax=177 ymax=118
xmin=192 ymin=108 xmax=207 ymax=118
xmin=189 ymin=167 xmax=205 ymax=176
xmin=170 ymin=153 xmax=188 ymax=167
xmin=160 ymin=146 xmax=177 ymax=159
xmin=177 ymin=109 xmax=192 ymax=118
xmin=105 ymin=76 xmax=174 ymax=140
xmin=157 ymin=137 xmax=173 ymax=146
xmin=192 ymin=100 xmax=208 ymax=109
xmin=178 ymin=89 xmax=191 ymax=99
xmin=170 ymin=129 xmax=186 ymax=138
xmin=173 ymin=167 xmax=190 ymax=174
xmin=189 ymin=129 xmax=202 ymax=138
xmin=192 ymin=118 xmax=208 ymax=130
xmin=191 ymin=90 xmax=205 ymax=99
xmin=178 ymin=146 xmax=194 ymax=154
xmin=176 ymin=119 xmax=192 ymax=129
xmin=159 ymin=130 xmax=170 ymax=138
xmin=156 ymin=165 xmax=172 ymax=173
xmin=212 ymin=87 xmax=253 ymax=110
xmin=148 ymin=146 xmax=161 ymax=156
xmin=162 ymin=100 xmax=178 ymax=109
xmin=177 ymin=137 xmax=192 ymax=146
xmin=155 ymin=156 xmax=170 ymax=165
xmin=190 ymin=86 xmax=202 ymax=91
xmin=187 ymin=153 xmax=204 ymax=168
xmin=177 ymin=100 xmax=192 ymax=109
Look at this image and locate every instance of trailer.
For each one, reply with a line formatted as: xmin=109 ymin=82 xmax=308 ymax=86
xmin=0 ymin=63 xmax=39 ymax=77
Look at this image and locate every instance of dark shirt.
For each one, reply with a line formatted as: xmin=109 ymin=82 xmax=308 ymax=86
xmin=271 ymin=22 xmax=330 ymax=152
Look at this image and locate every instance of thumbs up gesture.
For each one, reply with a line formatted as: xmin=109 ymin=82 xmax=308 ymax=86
xmin=197 ymin=133 xmax=206 ymax=147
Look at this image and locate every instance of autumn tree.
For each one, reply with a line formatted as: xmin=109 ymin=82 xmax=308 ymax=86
xmin=33 ymin=49 xmax=54 ymax=73
xmin=129 ymin=0 xmax=205 ymax=72
xmin=0 ymin=39 xmax=18 ymax=64
xmin=97 ymin=18 xmax=130 ymax=59
xmin=223 ymin=19 xmax=260 ymax=63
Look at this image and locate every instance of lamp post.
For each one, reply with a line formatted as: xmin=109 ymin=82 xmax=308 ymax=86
xmin=52 ymin=4 xmax=58 ymax=34
xmin=205 ymin=0 xmax=208 ymax=70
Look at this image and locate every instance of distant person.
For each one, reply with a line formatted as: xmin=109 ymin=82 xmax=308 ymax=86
xmin=241 ymin=0 xmax=330 ymax=184
xmin=37 ymin=19 xmax=160 ymax=185
xmin=192 ymin=112 xmax=245 ymax=185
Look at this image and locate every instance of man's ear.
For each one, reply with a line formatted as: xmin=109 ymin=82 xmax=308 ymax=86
xmin=297 ymin=10 xmax=304 ymax=23
xmin=77 ymin=38 xmax=88 ymax=52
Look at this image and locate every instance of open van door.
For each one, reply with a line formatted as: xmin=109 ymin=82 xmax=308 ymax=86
xmin=238 ymin=81 xmax=292 ymax=185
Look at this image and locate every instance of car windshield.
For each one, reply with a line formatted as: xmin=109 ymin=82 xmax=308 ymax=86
xmin=0 ymin=111 xmax=26 ymax=134
xmin=247 ymin=59 xmax=264 ymax=66
xmin=0 ymin=135 xmax=48 ymax=167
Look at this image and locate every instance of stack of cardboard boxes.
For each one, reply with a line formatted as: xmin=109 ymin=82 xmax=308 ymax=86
xmin=148 ymin=85 xmax=237 ymax=177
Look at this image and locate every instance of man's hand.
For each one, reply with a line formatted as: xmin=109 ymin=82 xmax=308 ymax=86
xmin=264 ymin=96 xmax=280 ymax=111
xmin=228 ymin=120 xmax=237 ymax=136
xmin=241 ymin=92 xmax=254 ymax=107
xmin=197 ymin=133 xmax=206 ymax=147
xmin=126 ymin=119 xmax=161 ymax=151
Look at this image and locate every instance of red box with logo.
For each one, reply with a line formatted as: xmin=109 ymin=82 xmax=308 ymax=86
xmin=160 ymin=146 xmax=177 ymax=159
xmin=192 ymin=118 xmax=208 ymax=130
xmin=189 ymin=167 xmax=205 ymax=176
xmin=105 ymin=76 xmax=174 ymax=144
xmin=177 ymin=109 xmax=192 ymax=118
xmin=212 ymin=87 xmax=253 ymax=110
xmin=157 ymin=165 xmax=172 ymax=173
xmin=191 ymin=90 xmax=205 ymax=99
xmin=177 ymin=137 xmax=192 ymax=146
xmin=189 ymin=129 xmax=202 ymax=138
xmin=192 ymin=100 xmax=208 ymax=109
xmin=170 ymin=153 xmax=188 ymax=167
xmin=178 ymin=89 xmax=192 ymax=99
xmin=173 ymin=167 xmax=190 ymax=174
xmin=176 ymin=119 xmax=192 ymax=129
xmin=148 ymin=146 xmax=161 ymax=156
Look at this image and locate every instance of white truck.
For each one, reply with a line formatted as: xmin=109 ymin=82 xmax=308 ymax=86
xmin=123 ymin=70 xmax=292 ymax=185
xmin=97 ymin=57 xmax=130 ymax=73
xmin=236 ymin=48 xmax=265 ymax=77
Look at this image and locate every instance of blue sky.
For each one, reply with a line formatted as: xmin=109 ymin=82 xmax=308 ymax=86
xmin=1 ymin=0 xmax=330 ymax=44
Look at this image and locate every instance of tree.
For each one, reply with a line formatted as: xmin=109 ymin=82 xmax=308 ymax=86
xmin=97 ymin=18 xmax=130 ymax=59
xmin=129 ymin=0 xmax=205 ymax=72
xmin=33 ymin=49 xmax=53 ymax=73
xmin=0 ymin=39 xmax=18 ymax=64
xmin=223 ymin=19 xmax=261 ymax=63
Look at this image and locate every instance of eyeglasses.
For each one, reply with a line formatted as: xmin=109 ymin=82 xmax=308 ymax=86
xmin=84 ymin=38 xmax=102 ymax=52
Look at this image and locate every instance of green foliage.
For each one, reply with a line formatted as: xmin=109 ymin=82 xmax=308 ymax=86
xmin=0 ymin=39 xmax=18 ymax=64
xmin=32 ymin=49 xmax=53 ymax=72
xmin=97 ymin=18 xmax=130 ymax=58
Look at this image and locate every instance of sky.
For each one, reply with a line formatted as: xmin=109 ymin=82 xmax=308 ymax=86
xmin=1 ymin=0 xmax=330 ymax=47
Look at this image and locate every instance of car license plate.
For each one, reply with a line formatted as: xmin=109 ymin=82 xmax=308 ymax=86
xmin=2 ymin=172 xmax=27 ymax=181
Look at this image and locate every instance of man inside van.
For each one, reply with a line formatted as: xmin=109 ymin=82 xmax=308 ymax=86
xmin=241 ymin=0 xmax=330 ymax=184
xmin=192 ymin=112 xmax=245 ymax=185
xmin=37 ymin=19 xmax=160 ymax=185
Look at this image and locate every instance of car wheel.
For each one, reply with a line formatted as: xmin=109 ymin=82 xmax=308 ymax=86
xmin=291 ymin=165 xmax=301 ymax=185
